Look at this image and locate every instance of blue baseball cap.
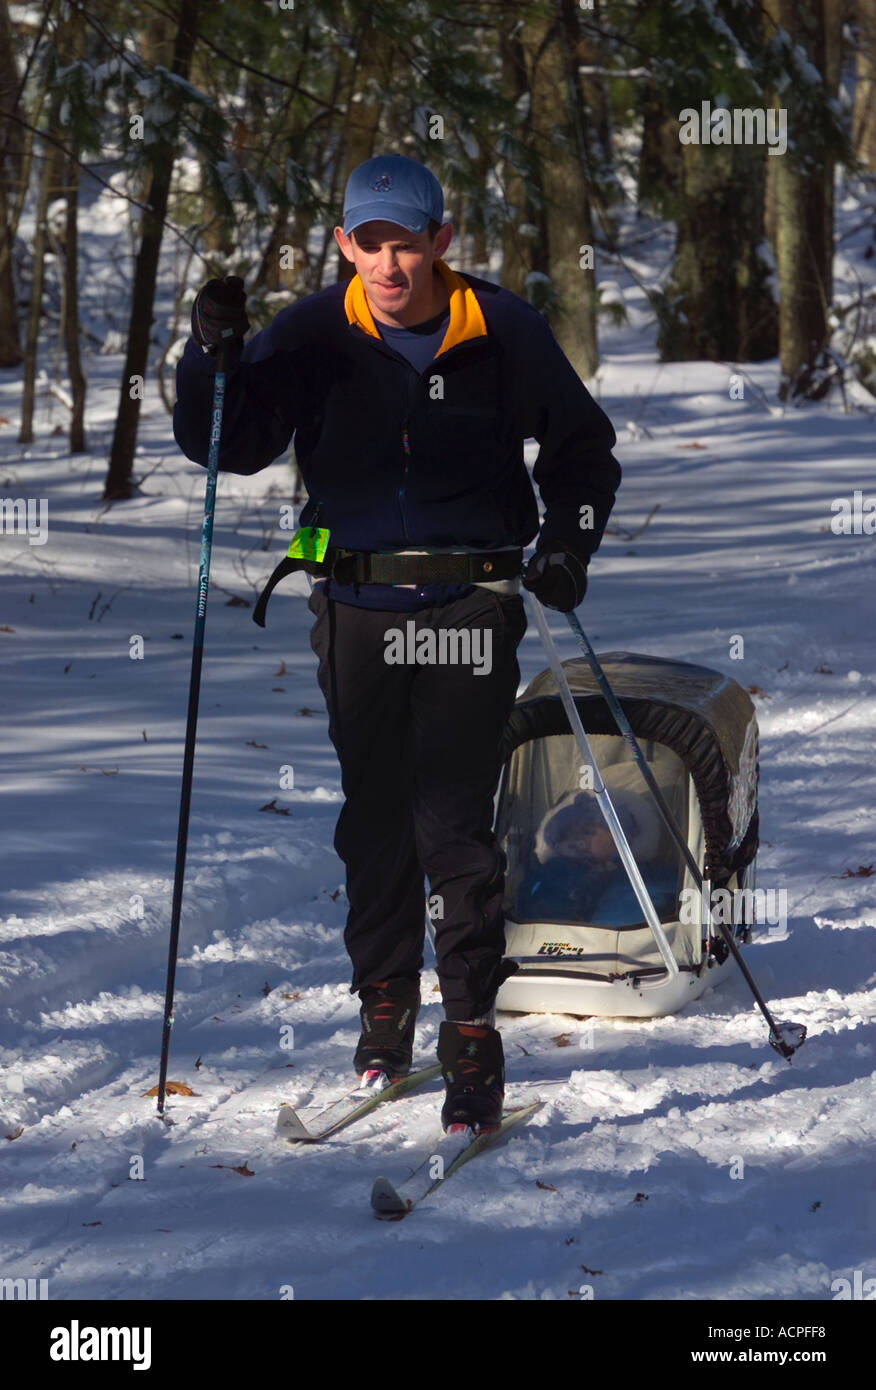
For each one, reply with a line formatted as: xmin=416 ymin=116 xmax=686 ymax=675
xmin=342 ymin=154 xmax=444 ymax=236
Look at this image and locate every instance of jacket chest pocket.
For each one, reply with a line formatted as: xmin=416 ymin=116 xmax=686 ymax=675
xmin=418 ymin=403 xmax=504 ymax=495
xmin=413 ymin=348 xmax=506 ymax=487
xmin=433 ymin=402 xmax=500 ymax=436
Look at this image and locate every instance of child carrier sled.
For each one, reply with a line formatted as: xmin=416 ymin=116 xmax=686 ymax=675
xmin=494 ymin=650 xmax=760 ymax=1020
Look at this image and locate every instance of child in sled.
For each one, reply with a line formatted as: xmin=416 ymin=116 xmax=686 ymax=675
xmin=520 ymin=763 xmax=665 ymax=922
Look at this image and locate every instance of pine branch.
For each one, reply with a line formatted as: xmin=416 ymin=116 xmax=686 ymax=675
xmin=0 ymin=105 xmax=213 ymax=265
xmin=130 ymin=0 xmax=335 ymax=108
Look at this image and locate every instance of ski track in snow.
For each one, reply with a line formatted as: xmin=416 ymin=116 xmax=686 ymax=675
xmin=1 ymin=183 xmax=875 ymax=1301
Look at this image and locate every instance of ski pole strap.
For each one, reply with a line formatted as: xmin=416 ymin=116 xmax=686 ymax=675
xmin=252 ymin=553 xmax=333 ymax=627
xmin=253 ymin=547 xmax=523 ymax=627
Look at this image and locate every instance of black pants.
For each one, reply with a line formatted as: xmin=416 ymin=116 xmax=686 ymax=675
xmin=307 ymin=583 xmax=527 ymax=1020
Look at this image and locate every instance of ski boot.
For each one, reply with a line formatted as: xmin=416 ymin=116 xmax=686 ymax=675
xmin=354 ymin=976 xmax=420 ymax=1080
xmin=437 ymin=1020 xmax=505 ymax=1134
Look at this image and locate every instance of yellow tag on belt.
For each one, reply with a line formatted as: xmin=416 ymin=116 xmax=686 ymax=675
xmin=286 ymin=526 xmax=330 ymax=562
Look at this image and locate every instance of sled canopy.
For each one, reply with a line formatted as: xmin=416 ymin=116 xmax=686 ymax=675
xmin=500 ymin=651 xmax=759 ymax=885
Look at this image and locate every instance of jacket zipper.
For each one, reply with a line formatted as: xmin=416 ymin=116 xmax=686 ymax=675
xmin=359 ymin=331 xmax=485 ymax=550
xmin=400 ymin=350 xmax=469 ymax=550
xmin=399 ymin=425 xmax=411 ymax=542
xmin=397 ymin=355 xmax=439 ymax=546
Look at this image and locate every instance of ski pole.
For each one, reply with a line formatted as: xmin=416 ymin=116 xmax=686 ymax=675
xmin=157 ymin=339 xmax=232 ymax=1115
xmin=528 ymin=594 xmax=679 ymax=976
xmin=563 ymin=609 xmax=806 ymax=1061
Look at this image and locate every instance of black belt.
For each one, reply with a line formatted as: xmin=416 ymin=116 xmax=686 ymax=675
xmin=253 ymin=547 xmax=523 ymax=627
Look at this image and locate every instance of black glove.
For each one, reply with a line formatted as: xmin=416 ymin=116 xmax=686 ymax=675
xmin=191 ymin=275 xmax=250 ymax=355
xmin=522 ymin=543 xmax=588 ymax=612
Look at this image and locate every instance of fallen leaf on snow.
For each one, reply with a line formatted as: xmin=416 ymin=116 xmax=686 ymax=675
xmin=142 ymin=1081 xmax=195 ymax=1098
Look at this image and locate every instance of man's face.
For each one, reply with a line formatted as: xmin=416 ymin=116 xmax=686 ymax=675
xmin=334 ymin=218 xmax=452 ymax=321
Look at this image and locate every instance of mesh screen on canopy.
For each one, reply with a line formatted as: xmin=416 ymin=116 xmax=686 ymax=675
xmin=496 ymin=733 xmax=690 ymax=930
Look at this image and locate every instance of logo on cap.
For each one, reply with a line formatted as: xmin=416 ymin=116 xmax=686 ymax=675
xmin=372 ymin=173 xmax=393 ymax=192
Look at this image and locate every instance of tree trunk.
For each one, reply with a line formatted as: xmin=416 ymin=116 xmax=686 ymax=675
xmin=138 ymin=10 xmax=175 ymax=67
xmin=532 ymin=0 xmax=598 ymax=377
xmin=467 ymin=146 xmax=491 ymax=271
xmin=821 ymin=0 xmax=845 ymax=310
xmin=658 ymin=135 xmax=777 ymax=362
xmin=253 ymin=201 xmax=292 ymax=292
xmin=0 ymin=176 xmax=22 ymax=366
xmin=55 ymin=4 xmax=87 ymax=452
xmin=315 ymin=140 xmax=346 ymax=290
xmin=764 ymin=149 xmax=779 ymax=253
xmin=0 ymin=0 xmax=24 ymax=365
xmin=577 ymin=0 xmax=612 ymax=171
xmin=104 ymin=0 xmax=200 ymax=501
xmin=200 ymin=150 xmax=236 ymax=263
xmin=775 ymin=157 xmax=831 ymax=398
xmin=575 ymin=0 xmax=618 ymax=246
xmin=772 ymin=0 xmax=832 ymax=399
xmin=333 ymin=24 xmax=395 ymax=285
xmin=637 ymin=82 xmax=682 ymax=217
xmin=498 ymin=18 xmax=534 ymax=298
xmin=18 ymin=118 xmax=62 ymax=442
xmin=853 ymin=0 xmax=876 ymax=170
xmin=63 ymin=147 xmax=85 ymax=452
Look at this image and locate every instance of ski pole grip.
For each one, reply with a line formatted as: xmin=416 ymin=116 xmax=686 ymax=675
xmin=214 ymin=337 xmax=232 ymax=374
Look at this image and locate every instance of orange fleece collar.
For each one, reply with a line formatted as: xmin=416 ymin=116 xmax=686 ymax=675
xmin=343 ymin=258 xmax=487 ymax=357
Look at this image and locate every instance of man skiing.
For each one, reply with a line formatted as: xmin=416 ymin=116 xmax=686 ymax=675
xmin=173 ymin=152 xmax=620 ymax=1134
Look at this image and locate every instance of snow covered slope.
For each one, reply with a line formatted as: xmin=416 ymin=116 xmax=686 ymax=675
xmin=1 ymin=191 xmax=874 ymax=1301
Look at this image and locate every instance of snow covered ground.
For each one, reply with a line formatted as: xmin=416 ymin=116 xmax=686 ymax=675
xmin=1 ymin=175 xmax=875 ymax=1302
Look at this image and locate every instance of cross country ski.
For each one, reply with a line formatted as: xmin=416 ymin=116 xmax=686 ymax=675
xmin=277 ymin=1063 xmax=442 ymax=1143
xmin=370 ymin=1100 xmax=543 ymax=1219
